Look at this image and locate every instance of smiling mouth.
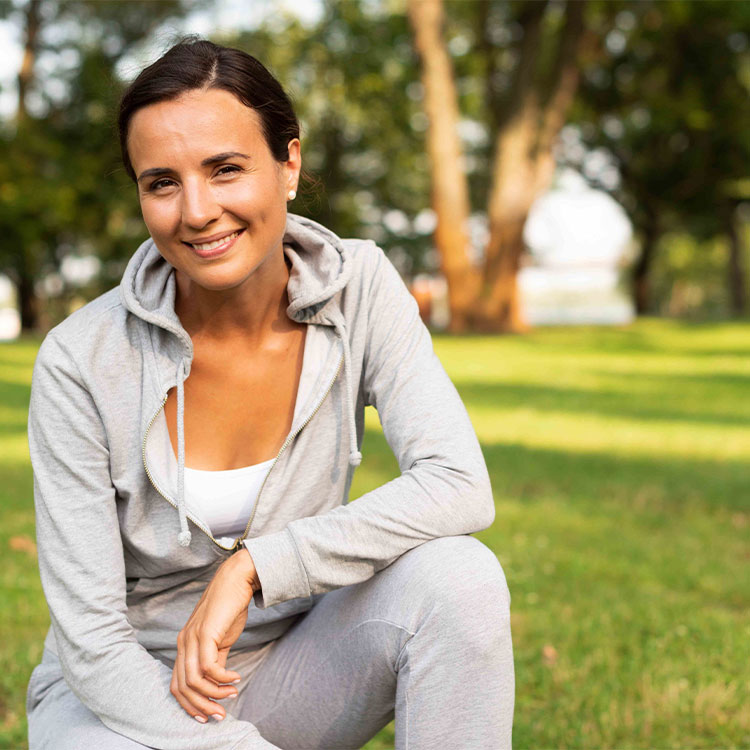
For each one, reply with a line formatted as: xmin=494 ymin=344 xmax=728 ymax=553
xmin=184 ymin=229 xmax=244 ymax=252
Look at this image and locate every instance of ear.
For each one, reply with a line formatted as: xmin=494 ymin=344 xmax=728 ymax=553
xmin=284 ymin=138 xmax=301 ymax=194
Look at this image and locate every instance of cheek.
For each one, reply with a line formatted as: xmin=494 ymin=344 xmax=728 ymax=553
xmin=140 ymin=200 xmax=176 ymax=235
xmin=223 ymin=186 xmax=282 ymax=223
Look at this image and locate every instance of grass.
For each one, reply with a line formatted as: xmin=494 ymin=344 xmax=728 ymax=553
xmin=2 ymin=319 xmax=749 ymax=749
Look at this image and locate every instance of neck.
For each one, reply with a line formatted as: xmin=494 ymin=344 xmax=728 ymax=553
xmin=174 ymin=248 xmax=291 ymax=343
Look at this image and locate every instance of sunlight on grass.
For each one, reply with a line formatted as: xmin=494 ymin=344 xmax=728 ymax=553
xmin=3 ymin=320 xmax=749 ymax=749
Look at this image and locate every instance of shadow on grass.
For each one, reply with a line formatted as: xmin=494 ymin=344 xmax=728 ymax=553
xmin=1 ymin=462 xmax=34 ymax=511
xmin=479 ymin=441 xmax=747 ymax=513
xmin=451 ymin=376 xmax=748 ymax=427
xmin=359 ymin=426 xmax=748 ymax=515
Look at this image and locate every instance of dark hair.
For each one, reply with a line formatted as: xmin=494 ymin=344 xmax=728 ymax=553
xmin=118 ymin=37 xmax=300 ymax=182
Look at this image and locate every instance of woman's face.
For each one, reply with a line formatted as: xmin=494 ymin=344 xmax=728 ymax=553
xmin=127 ymin=87 xmax=300 ymax=291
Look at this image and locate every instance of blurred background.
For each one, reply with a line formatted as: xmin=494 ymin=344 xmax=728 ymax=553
xmin=0 ymin=0 xmax=748 ymax=334
xmin=0 ymin=1 xmax=748 ymax=748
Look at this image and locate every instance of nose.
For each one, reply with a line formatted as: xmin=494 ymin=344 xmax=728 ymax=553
xmin=180 ymin=178 xmax=222 ymax=229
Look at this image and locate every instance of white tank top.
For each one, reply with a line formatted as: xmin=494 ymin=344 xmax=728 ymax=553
xmin=161 ymin=325 xmax=322 ymax=546
xmin=183 ymin=459 xmax=276 ymax=541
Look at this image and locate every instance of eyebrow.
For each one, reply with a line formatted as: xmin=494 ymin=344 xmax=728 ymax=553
xmin=136 ymin=152 xmax=251 ymax=183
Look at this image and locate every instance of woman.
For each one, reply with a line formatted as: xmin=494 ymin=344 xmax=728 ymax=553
xmin=26 ymin=38 xmax=514 ymax=750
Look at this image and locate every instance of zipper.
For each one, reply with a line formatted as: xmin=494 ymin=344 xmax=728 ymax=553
xmin=142 ymin=392 xmax=237 ymax=551
xmin=238 ymin=353 xmax=344 ymax=542
xmin=141 ymin=353 xmax=345 ymax=552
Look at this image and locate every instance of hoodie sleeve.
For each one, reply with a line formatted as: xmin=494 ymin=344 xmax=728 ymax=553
xmin=28 ymin=333 xmax=279 ymax=750
xmin=245 ymin=245 xmax=494 ymax=609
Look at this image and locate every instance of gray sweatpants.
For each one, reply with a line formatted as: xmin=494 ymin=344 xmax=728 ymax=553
xmin=27 ymin=535 xmax=515 ymax=749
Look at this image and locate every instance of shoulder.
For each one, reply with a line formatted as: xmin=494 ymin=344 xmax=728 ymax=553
xmin=334 ymin=237 xmax=419 ymax=350
xmin=340 ymin=238 xmax=406 ymax=298
xmin=35 ymin=287 xmax=128 ymax=370
xmin=341 ymin=237 xmax=385 ymax=271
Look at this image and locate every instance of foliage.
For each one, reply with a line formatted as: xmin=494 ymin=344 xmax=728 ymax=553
xmin=569 ymin=0 xmax=750 ymax=314
xmin=0 ymin=0 xmax=199 ymax=329
xmin=1 ymin=0 xmax=749 ymax=329
xmin=651 ymin=222 xmax=750 ymax=318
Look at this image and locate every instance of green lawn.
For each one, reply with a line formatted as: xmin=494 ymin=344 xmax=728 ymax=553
xmin=2 ymin=320 xmax=749 ymax=749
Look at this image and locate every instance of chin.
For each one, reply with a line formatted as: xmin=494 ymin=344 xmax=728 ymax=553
xmin=187 ymin=269 xmax=251 ymax=292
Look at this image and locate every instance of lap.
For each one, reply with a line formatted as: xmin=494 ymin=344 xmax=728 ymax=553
xmin=27 ymin=536 xmax=508 ymax=750
xmin=27 ymin=654 xmax=153 ymax=750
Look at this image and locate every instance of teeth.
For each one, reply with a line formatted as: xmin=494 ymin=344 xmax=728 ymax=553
xmin=191 ymin=231 xmax=240 ymax=251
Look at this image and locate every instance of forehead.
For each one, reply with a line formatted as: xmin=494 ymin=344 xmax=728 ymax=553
xmin=128 ymin=88 xmax=267 ymax=170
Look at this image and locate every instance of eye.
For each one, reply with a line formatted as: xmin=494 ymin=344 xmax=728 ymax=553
xmin=149 ymin=178 xmax=176 ymax=192
xmin=216 ymin=164 xmax=242 ymax=177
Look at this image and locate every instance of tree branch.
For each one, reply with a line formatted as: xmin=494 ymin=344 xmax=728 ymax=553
xmin=536 ymin=0 xmax=588 ymax=159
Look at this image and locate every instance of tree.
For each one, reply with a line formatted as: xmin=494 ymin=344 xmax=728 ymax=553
xmin=408 ymin=0 xmax=595 ymax=332
xmin=407 ymin=0 xmax=476 ymax=331
xmin=0 ymin=0 xmax=196 ymax=330
xmin=570 ymin=0 xmax=750 ymax=315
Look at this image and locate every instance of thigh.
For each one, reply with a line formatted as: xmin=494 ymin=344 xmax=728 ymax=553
xmin=234 ymin=534 xmax=510 ymax=750
xmin=235 ymin=593 xmax=408 ymax=750
xmin=27 ymin=652 xmax=152 ymax=750
xmin=234 ymin=560 xmax=420 ymax=749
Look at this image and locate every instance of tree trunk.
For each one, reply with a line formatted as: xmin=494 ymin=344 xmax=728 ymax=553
xmin=634 ymin=213 xmax=659 ymax=315
xmin=17 ymin=0 xmax=42 ymax=125
xmin=18 ymin=267 xmax=40 ymax=332
xmin=409 ymin=0 xmax=588 ymax=333
xmin=318 ymin=114 xmax=347 ymax=230
xmin=14 ymin=0 xmax=43 ymax=331
xmin=725 ymin=203 xmax=746 ymax=316
xmin=479 ymin=107 xmax=540 ymax=331
xmin=476 ymin=0 xmax=586 ymax=332
xmin=407 ymin=0 xmax=479 ymax=332
xmin=472 ymin=216 xmax=527 ymax=332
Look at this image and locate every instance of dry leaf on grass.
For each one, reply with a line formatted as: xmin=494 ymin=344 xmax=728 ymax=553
xmin=9 ymin=535 xmax=37 ymax=557
xmin=542 ymin=644 xmax=558 ymax=666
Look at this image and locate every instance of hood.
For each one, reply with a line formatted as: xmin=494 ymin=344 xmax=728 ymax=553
xmin=120 ymin=213 xmax=352 ymax=338
xmin=119 ymin=212 xmax=361 ymax=547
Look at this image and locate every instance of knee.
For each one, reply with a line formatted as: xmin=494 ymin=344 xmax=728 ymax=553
xmin=402 ymin=535 xmax=511 ymax=622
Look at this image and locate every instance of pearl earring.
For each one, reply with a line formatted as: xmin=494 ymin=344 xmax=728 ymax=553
xmin=287 ymin=189 xmax=297 ymax=201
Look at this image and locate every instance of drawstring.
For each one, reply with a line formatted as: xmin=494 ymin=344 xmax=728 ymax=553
xmin=172 ymin=314 xmax=361 ymax=548
xmin=331 ymin=316 xmax=362 ymax=467
xmin=175 ymin=358 xmax=192 ymax=547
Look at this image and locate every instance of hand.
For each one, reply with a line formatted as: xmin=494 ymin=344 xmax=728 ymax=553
xmin=170 ymin=548 xmax=261 ymax=723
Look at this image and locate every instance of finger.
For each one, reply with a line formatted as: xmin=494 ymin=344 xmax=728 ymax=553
xmin=216 ymin=646 xmax=240 ymax=684
xmin=171 ymin=648 xmax=208 ymax=723
xmin=184 ymin=633 xmax=238 ymax=707
xmin=201 ymin=647 xmax=241 ymax=688
xmin=179 ymin=638 xmax=231 ymax=720
xmin=199 ymin=636 xmax=241 ymax=686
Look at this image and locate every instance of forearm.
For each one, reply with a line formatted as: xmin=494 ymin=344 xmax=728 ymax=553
xmin=50 ymin=620 xmax=276 ymax=749
xmin=244 ymin=449 xmax=492 ymax=610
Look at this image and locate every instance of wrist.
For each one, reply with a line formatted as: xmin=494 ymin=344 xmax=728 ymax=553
xmin=231 ymin=546 xmax=261 ymax=593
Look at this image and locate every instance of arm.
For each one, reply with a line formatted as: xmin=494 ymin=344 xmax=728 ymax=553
xmin=28 ymin=333 xmax=278 ymax=750
xmin=245 ymin=245 xmax=494 ymax=609
xmin=170 ymin=547 xmax=262 ymax=721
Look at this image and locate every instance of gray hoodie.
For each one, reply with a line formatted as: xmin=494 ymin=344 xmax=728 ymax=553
xmin=28 ymin=213 xmax=494 ymax=749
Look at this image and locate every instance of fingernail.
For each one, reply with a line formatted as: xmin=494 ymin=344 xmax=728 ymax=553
xmin=232 ymin=678 xmax=241 ymax=684
xmin=212 ymin=713 xmax=224 ymax=722
xmin=228 ymin=691 xmax=238 ymax=698
xmin=195 ymin=716 xmax=207 ymax=724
